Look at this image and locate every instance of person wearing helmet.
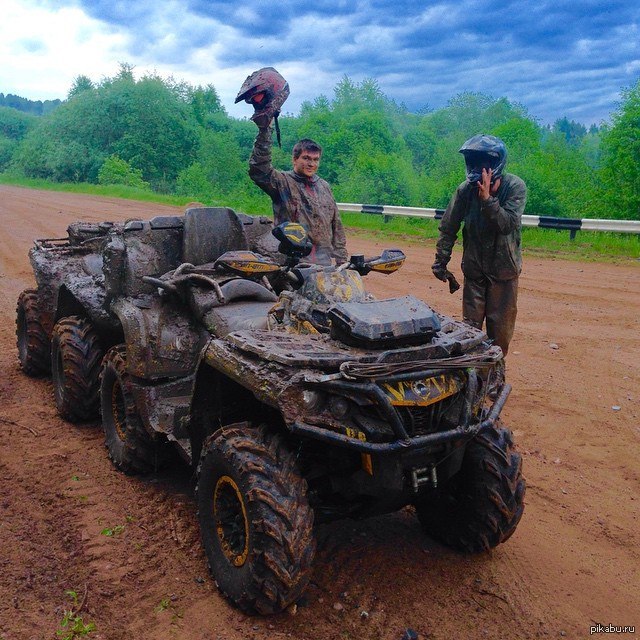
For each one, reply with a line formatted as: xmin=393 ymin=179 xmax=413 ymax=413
xmin=432 ymin=134 xmax=527 ymax=356
xmin=237 ymin=67 xmax=348 ymax=266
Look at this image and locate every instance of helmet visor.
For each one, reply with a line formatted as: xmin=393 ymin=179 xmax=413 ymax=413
xmin=463 ymin=151 xmax=499 ymax=183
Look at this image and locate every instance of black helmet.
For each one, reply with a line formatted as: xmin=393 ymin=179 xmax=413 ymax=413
xmin=459 ymin=134 xmax=507 ymax=184
xmin=235 ymin=66 xmax=289 ymax=118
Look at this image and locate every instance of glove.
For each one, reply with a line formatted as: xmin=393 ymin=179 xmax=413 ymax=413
xmin=431 ymin=260 xmax=449 ymax=282
xmin=251 ymin=111 xmax=274 ymax=129
xmin=446 ymin=271 xmax=461 ymax=293
xmin=432 ymin=260 xmax=461 ymax=294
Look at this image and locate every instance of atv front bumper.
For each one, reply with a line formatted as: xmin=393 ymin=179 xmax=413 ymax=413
xmin=290 ymin=382 xmax=510 ymax=454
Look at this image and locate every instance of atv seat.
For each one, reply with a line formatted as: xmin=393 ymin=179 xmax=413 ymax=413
xmin=182 ymin=207 xmax=249 ymax=266
xmin=201 ymin=279 xmax=278 ymax=336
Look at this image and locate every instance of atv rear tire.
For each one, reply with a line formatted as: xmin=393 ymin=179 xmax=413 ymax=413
xmin=16 ymin=289 xmax=50 ymax=376
xmin=100 ymin=345 xmax=162 ymax=474
xmin=197 ymin=424 xmax=316 ymax=615
xmin=51 ymin=316 xmax=103 ymax=421
xmin=415 ymin=424 xmax=525 ymax=552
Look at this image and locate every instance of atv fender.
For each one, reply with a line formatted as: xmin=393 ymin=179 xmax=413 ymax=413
xmin=55 ymin=283 xmax=112 ymax=328
xmin=111 ymin=297 xmax=209 ymax=380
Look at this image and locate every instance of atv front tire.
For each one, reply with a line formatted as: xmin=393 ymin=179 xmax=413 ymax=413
xmin=16 ymin=289 xmax=50 ymax=376
xmin=415 ymin=424 xmax=525 ymax=552
xmin=51 ymin=316 xmax=103 ymax=421
xmin=197 ymin=424 xmax=316 ymax=615
xmin=100 ymin=345 xmax=162 ymax=474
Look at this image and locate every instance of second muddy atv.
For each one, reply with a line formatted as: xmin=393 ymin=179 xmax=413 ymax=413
xmin=17 ymin=206 xmax=525 ymax=615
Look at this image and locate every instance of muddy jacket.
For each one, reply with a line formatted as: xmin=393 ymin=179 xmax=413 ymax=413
xmin=435 ymin=173 xmax=527 ymax=281
xmin=249 ymin=126 xmax=348 ymax=264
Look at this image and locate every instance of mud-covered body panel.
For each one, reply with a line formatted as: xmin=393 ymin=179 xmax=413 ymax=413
xmin=110 ymin=297 xmax=209 ymax=379
xmin=29 ymin=235 xmax=115 ymax=333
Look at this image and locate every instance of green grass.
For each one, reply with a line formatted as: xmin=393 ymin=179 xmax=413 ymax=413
xmin=1 ymin=173 xmax=638 ymax=262
xmin=0 ymin=173 xmax=190 ymax=206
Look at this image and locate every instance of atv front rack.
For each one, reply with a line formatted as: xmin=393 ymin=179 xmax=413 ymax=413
xmin=225 ymin=322 xmax=497 ymax=371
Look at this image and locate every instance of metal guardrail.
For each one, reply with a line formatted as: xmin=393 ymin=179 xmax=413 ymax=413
xmin=337 ymin=203 xmax=640 ymax=237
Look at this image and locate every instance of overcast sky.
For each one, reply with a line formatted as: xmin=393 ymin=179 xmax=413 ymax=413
xmin=2 ymin=0 xmax=639 ymax=126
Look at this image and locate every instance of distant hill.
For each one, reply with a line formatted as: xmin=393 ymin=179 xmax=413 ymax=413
xmin=0 ymin=92 xmax=61 ymax=116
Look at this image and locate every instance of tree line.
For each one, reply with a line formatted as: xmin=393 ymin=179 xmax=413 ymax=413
xmin=1 ymin=64 xmax=639 ymax=221
xmin=0 ymin=92 xmax=61 ymax=116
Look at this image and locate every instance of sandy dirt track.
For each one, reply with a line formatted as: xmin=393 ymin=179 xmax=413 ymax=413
xmin=0 ymin=185 xmax=638 ymax=640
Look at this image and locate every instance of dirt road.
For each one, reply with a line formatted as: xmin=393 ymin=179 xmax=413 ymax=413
xmin=1 ymin=185 xmax=638 ymax=640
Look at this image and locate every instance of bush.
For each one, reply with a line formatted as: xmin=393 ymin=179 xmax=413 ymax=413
xmin=98 ymin=155 xmax=149 ymax=189
xmin=0 ymin=137 xmax=16 ymax=171
xmin=176 ymin=163 xmax=212 ymax=202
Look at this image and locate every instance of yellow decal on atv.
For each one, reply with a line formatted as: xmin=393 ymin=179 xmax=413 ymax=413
xmin=224 ymin=256 xmax=280 ymax=274
xmin=284 ymin=223 xmax=307 ymax=243
xmin=297 ymin=319 xmax=320 ymax=334
xmin=345 ymin=428 xmax=373 ymax=475
xmin=381 ymin=374 xmax=462 ymax=406
xmin=316 ymin=270 xmax=364 ymax=302
xmin=226 ymin=260 xmax=280 ymax=274
xmin=216 ymin=251 xmax=280 ymax=274
xmin=370 ymin=258 xmax=405 ymax=274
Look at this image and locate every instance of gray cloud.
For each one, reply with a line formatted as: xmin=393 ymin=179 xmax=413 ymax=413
xmin=47 ymin=0 xmax=640 ymax=124
xmin=17 ymin=38 xmax=47 ymax=54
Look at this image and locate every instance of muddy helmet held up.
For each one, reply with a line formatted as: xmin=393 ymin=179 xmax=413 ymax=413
xmin=235 ymin=67 xmax=290 ymax=119
xmin=459 ymin=134 xmax=507 ymax=184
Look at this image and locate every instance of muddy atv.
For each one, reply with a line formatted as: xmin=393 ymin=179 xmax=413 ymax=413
xmin=17 ymin=207 xmax=525 ymax=615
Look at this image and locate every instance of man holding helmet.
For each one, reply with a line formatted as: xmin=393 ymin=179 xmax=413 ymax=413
xmin=236 ymin=67 xmax=348 ymax=266
xmin=432 ymin=134 xmax=527 ymax=356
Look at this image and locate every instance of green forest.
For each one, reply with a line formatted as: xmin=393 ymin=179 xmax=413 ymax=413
xmin=1 ymin=64 xmax=639 ymax=222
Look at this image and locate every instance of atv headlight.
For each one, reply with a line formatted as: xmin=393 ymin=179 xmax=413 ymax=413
xmin=302 ymin=390 xmax=325 ymax=413
xmin=329 ymin=396 xmax=350 ymax=419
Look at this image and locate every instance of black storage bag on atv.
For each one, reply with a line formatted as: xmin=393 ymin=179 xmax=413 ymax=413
xmin=328 ymin=295 xmax=441 ymax=348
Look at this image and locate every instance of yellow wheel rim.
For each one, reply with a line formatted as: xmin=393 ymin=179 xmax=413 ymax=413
xmin=213 ymin=475 xmax=249 ymax=567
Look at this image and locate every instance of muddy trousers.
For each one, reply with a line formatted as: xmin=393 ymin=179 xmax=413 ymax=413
xmin=462 ymin=275 xmax=518 ymax=356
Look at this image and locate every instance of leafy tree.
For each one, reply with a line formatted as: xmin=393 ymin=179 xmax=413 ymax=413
xmin=335 ymin=151 xmax=421 ymax=206
xmin=176 ymin=162 xmax=212 ymax=202
xmin=98 ymin=154 xmax=150 ymax=189
xmin=68 ymin=75 xmax=94 ymax=99
xmin=426 ymin=93 xmax=528 ymax=139
xmin=189 ymin=84 xmax=226 ymax=126
xmin=0 ymin=106 xmax=36 ymax=140
xmin=0 ymin=92 xmax=61 ymax=115
xmin=401 ymin=116 xmax=438 ymax=171
xmin=13 ymin=134 xmax=60 ymax=178
xmin=553 ymin=117 xmax=587 ymax=145
xmin=599 ymin=79 xmax=640 ymax=219
xmin=12 ymin=68 xmax=198 ymax=186
xmin=194 ymin=128 xmax=248 ymax=198
xmin=0 ymin=137 xmax=16 ymax=171
xmin=0 ymin=107 xmax=36 ymax=169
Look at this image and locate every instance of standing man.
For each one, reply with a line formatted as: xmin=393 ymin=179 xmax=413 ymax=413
xmin=432 ymin=134 xmax=527 ymax=356
xmin=236 ymin=67 xmax=348 ymax=266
